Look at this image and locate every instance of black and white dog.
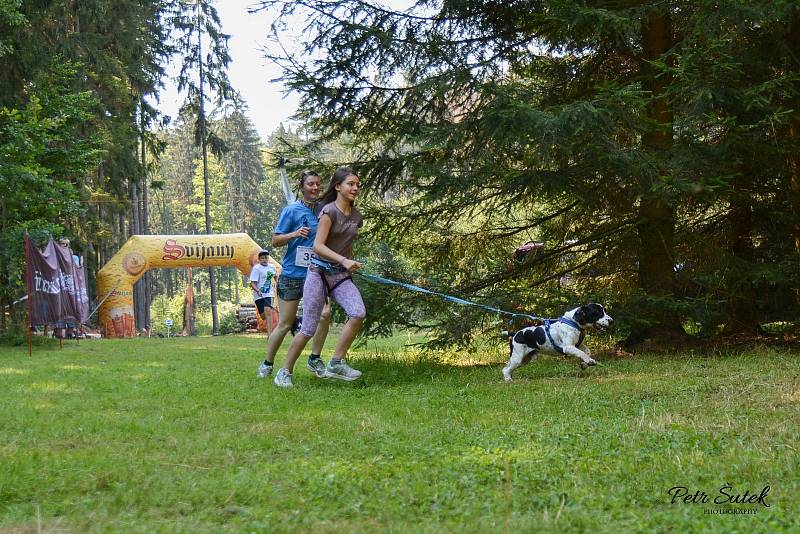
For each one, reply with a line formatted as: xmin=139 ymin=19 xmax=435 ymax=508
xmin=502 ymin=303 xmax=613 ymax=382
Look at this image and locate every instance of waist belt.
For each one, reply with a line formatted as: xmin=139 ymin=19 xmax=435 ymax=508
xmin=310 ymin=256 xmax=347 ymax=274
xmin=310 ymin=256 xmax=350 ymax=296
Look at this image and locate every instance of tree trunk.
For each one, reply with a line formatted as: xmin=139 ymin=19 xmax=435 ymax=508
xmin=181 ymin=267 xmax=195 ymax=336
xmin=786 ymin=7 xmax=800 ymax=245
xmin=197 ymin=4 xmax=219 ymax=335
xmin=140 ymin=103 xmax=152 ymax=333
xmin=788 ymin=7 xmax=800 ymax=310
xmin=118 ymin=212 xmax=125 ymax=248
xmin=0 ymin=193 xmax=6 ymax=329
xmin=131 ymin=177 xmax=146 ymax=332
xmin=628 ymin=6 xmax=687 ymax=347
xmin=722 ymin=173 xmax=760 ymax=335
xmin=790 ymin=123 xmax=800 ymax=257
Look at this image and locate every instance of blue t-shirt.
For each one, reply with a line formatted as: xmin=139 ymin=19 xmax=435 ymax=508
xmin=274 ymin=200 xmax=318 ymax=278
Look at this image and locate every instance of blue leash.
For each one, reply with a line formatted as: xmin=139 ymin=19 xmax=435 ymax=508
xmin=353 ymin=268 xmax=604 ymax=367
xmin=354 ymin=271 xmax=540 ymax=323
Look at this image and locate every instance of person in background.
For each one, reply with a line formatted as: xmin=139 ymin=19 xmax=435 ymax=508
xmin=250 ymin=249 xmax=277 ymax=356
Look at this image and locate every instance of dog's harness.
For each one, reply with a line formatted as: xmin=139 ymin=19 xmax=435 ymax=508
xmin=310 ymin=256 xmax=351 ymax=296
xmin=544 ymin=316 xmax=585 ymax=355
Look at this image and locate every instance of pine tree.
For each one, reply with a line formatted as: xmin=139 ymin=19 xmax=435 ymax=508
xmin=169 ymin=0 xmax=235 ymax=335
xmin=259 ymin=0 xmax=800 ymax=345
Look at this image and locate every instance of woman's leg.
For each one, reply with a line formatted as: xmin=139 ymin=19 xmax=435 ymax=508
xmin=264 ymin=298 xmax=298 ymax=364
xmin=283 ymin=271 xmax=326 ymax=373
xmin=309 ymin=302 xmax=332 ymax=356
xmin=333 ymin=315 xmax=364 ymax=359
xmin=329 ymin=278 xmax=366 ymax=359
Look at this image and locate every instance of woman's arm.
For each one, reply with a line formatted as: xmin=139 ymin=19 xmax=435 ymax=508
xmin=272 ymin=227 xmax=308 ymax=247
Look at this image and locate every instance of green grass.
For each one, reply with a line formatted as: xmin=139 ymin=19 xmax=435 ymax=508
xmin=1 ymin=334 xmax=798 ymax=532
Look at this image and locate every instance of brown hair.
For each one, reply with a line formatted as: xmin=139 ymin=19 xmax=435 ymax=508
xmin=298 ymin=169 xmax=320 ymax=192
xmin=319 ymin=166 xmax=358 ymax=206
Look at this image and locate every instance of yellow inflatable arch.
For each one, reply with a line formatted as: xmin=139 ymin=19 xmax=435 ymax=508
xmin=97 ymin=234 xmax=279 ymax=338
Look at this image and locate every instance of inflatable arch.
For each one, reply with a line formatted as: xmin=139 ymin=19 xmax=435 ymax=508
xmin=97 ymin=234 xmax=279 ymax=338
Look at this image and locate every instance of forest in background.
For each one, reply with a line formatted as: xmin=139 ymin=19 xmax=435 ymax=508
xmin=2 ymin=1 xmax=800 ymax=350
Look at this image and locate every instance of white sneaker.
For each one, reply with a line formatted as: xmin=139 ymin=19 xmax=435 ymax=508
xmin=325 ymin=359 xmax=362 ymax=381
xmin=257 ymin=362 xmax=273 ymax=378
xmin=306 ymin=357 xmax=328 ymax=378
xmin=273 ymin=368 xmax=293 ymax=388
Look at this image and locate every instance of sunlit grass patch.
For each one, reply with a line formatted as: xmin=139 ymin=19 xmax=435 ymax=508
xmin=0 ymin=334 xmax=798 ymax=532
xmin=26 ymin=381 xmax=82 ymax=394
xmin=0 ymin=367 xmax=28 ymax=375
xmin=58 ymin=364 xmax=98 ymax=371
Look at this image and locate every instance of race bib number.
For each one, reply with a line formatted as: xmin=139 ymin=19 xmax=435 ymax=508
xmin=295 ymin=246 xmax=312 ymax=268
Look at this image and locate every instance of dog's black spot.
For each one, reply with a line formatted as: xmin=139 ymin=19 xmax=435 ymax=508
xmin=519 ymin=327 xmax=546 ymax=347
xmin=513 ymin=330 xmax=528 ymax=346
xmin=533 ymin=327 xmax=547 ymax=345
xmin=582 ymin=303 xmax=605 ymax=324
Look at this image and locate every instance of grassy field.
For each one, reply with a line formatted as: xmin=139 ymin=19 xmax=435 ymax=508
xmin=1 ymin=334 xmax=798 ymax=533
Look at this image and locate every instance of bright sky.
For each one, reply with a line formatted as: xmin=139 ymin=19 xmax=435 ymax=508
xmin=156 ymin=0 xmax=298 ymax=139
xmin=155 ymin=1 xmax=416 ymax=140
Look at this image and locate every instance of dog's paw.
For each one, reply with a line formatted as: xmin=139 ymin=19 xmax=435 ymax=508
xmin=580 ymin=359 xmax=597 ymax=370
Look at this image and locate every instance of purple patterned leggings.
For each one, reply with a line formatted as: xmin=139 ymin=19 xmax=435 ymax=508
xmin=299 ymin=267 xmax=366 ymax=337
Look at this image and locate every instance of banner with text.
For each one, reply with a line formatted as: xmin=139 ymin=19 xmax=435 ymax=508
xmin=26 ymin=238 xmax=89 ymax=326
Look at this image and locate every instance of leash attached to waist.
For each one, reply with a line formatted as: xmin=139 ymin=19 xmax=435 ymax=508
xmin=310 ymin=256 xmax=347 ymax=274
xmin=310 ymin=256 xmax=351 ymax=295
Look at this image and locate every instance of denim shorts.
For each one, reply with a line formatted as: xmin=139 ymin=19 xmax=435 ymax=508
xmin=277 ymin=275 xmax=305 ymax=301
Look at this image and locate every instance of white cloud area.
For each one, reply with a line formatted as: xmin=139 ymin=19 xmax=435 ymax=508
xmin=154 ymin=0 xmax=416 ymax=139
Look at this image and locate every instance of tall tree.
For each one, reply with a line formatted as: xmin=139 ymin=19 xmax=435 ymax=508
xmin=259 ymin=0 xmax=800 ymax=346
xmin=170 ymin=0 xmax=235 ymax=335
xmin=0 ymin=0 xmax=174 ymax=332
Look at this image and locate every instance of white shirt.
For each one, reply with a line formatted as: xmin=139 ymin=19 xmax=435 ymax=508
xmin=249 ymin=263 xmax=276 ymax=301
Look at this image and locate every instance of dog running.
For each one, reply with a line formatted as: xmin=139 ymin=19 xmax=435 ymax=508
xmin=502 ymin=303 xmax=613 ymax=382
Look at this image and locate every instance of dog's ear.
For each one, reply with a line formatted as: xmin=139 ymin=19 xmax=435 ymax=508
xmin=584 ymin=303 xmax=604 ymax=322
xmin=574 ymin=306 xmax=587 ymax=325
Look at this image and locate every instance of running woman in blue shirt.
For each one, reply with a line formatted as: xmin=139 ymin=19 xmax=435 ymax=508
xmin=257 ymin=170 xmax=332 ymax=379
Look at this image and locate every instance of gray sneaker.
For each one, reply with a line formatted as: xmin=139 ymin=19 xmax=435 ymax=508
xmin=325 ymin=359 xmax=362 ymax=381
xmin=257 ymin=362 xmax=273 ymax=378
xmin=274 ymin=368 xmax=293 ymax=388
xmin=307 ymin=357 xmax=328 ymax=378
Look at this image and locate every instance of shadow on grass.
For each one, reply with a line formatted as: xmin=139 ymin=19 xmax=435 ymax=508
xmin=293 ymin=353 xmax=610 ymax=389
